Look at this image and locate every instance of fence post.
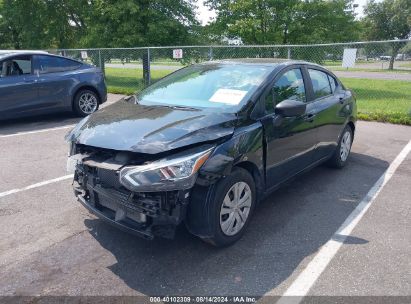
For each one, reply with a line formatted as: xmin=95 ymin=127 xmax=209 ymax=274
xmin=98 ymin=50 xmax=101 ymax=68
xmin=287 ymin=47 xmax=291 ymax=59
xmin=209 ymin=46 xmax=213 ymax=60
xmin=98 ymin=50 xmax=105 ymax=76
xmin=143 ymin=47 xmax=151 ymax=87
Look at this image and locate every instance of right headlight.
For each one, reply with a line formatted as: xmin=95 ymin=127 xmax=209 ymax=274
xmin=119 ymin=147 xmax=214 ymax=192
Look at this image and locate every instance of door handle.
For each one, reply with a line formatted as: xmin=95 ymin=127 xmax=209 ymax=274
xmin=24 ymin=79 xmax=38 ymax=83
xmin=304 ymin=112 xmax=316 ymax=122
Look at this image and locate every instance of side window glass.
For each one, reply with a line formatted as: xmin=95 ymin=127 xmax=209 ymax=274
xmin=308 ymin=69 xmax=332 ymax=98
xmin=1 ymin=56 xmax=31 ymax=77
xmin=328 ymin=74 xmax=337 ymax=93
xmin=38 ymin=55 xmax=81 ymax=74
xmin=265 ymin=68 xmax=306 ymax=113
xmin=14 ymin=59 xmax=31 ymax=74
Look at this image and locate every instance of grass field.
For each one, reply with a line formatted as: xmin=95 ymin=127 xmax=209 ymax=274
xmin=104 ymin=67 xmax=411 ymax=125
xmin=107 ymin=59 xmax=184 ymax=66
xmin=399 ymin=62 xmax=411 ymax=68
xmin=340 ymin=78 xmax=411 ymax=125
xmin=105 ymin=67 xmax=172 ymax=94
xmin=323 ymin=60 xmax=373 ymax=66
xmin=329 ymin=67 xmax=411 ymax=73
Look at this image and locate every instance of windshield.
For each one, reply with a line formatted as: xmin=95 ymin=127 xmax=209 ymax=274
xmin=136 ymin=64 xmax=272 ymax=112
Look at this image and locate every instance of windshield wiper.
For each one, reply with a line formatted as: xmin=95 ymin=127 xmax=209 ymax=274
xmin=159 ymin=104 xmax=200 ymax=111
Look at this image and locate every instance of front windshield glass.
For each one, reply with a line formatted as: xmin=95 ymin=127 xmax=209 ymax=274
xmin=136 ymin=64 xmax=272 ymax=112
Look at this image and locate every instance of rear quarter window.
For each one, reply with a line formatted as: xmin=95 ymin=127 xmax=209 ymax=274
xmin=37 ymin=55 xmax=82 ymax=74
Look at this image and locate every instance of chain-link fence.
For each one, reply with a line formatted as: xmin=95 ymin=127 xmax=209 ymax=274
xmin=50 ymin=39 xmax=411 ymax=124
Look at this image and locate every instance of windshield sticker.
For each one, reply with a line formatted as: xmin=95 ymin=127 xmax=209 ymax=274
xmin=209 ymin=89 xmax=248 ymax=105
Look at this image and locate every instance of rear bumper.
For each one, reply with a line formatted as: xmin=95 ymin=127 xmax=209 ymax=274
xmin=98 ymin=84 xmax=107 ymax=104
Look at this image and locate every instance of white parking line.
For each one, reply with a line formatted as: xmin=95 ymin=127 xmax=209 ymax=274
xmin=272 ymin=139 xmax=411 ymax=303
xmin=0 ymin=175 xmax=74 ymax=198
xmin=0 ymin=125 xmax=74 ymax=139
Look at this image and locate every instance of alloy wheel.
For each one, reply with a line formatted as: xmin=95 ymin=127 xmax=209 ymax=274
xmin=219 ymin=181 xmax=252 ymax=236
xmin=340 ymin=130 xmax=352 ymax=162
xmin=79 ymin=93 xmax=98 ymax=115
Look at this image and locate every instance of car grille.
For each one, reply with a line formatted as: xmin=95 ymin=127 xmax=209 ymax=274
xmin=96 ymin=167 xmax=123 ymax=189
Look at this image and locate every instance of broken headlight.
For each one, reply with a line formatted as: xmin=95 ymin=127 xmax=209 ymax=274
xmin=119 ymin=147 xmax=214 ymax=192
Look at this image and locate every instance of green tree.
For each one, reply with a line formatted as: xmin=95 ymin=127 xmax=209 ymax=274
xmin=0 ymin=0 xmax=48 ymax=49
xmin=205 ymin=0 xmax=360 ymax=45
xmin=0 ymin=0 xmax=200 ymax=49
xmin=81 ymin=0 xmax=199 ymax=48
xmin=0 ymin=0 xmax=89 ymax=49
xmin=205 ymin=0 xmax=299 ymax=44
xmin=364 ymin=0 xmax=411 ymax=69
xmin=45 ymin=0 xmax=90 ymax=48
xmin=290 ymin=0 xmax=360 ymax=44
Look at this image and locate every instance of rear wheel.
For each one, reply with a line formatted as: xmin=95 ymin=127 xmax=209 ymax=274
xmin=73 ymin=89 xmax=99 ymax=117
xmin=327 ymin=125 xmax=353 ymax=168
xmin=200 ymin=167 xmax=256 ymax=247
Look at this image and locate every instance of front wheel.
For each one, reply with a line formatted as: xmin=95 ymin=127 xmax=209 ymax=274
xmin=200 ymin=167 xmax=256 ymax=247
xmin=73 ymin=89 xmax=100 ymax=117
xmin=327 ymin=125 xmax=353 ymax=168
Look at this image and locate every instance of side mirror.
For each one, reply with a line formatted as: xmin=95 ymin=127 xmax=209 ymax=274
xmin=274 ymin=99 xmax=306 ymax=117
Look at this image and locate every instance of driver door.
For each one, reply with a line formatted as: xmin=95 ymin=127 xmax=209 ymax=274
xmin=260 ymin=66 xmax=318 ymax=190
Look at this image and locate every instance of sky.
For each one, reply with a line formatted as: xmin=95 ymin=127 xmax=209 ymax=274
xmin=196 ymin=0 xmax=216 ymax=25
xmin=195 ymin=0 xmax=375 ymax=25
xmin=353 ymin=0 xmax=369 ymax=17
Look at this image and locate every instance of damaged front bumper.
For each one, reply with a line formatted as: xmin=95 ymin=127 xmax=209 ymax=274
xmin=73 ymin=162 xmax=190 ymax=240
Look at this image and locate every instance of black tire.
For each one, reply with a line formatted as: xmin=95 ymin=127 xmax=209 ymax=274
xmin=327 ymin=125 xmax=353 ymax=168
xmin=200 ymin=167 xmax=256 ymax=247
xmin=73 ymin=89 xmax=100 ymax=117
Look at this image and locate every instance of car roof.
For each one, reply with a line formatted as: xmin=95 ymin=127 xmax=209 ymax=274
xmin=0 ymin=51 xmax=84 ymax=64
xmin=0 ymin=50 xmax=48 ymax=55
xmin=0 ymin=50 xmax=48 ymax=60
xmin=201 ymin=58 xmax=323 ymax=69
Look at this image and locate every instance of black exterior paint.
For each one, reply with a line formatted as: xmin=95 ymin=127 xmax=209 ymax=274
xmin=68 ymin=99 xmax=237 ymax=154
xmin=68 ymin=60 xmax=357 ymax=239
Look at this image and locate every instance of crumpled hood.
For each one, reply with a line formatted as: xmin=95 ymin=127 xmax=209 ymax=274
xmin=67 ymin=99 xmax=237 ymax=154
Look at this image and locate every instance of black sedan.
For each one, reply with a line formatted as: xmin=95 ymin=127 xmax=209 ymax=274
xmin=66 ymin=60 xmax=356 ymax=247
xmin=0 ymin=51 xmax=107 ymax=120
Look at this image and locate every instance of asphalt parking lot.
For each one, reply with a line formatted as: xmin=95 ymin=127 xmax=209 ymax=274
xmin=0 ymin=94 xmax=410 ymax=301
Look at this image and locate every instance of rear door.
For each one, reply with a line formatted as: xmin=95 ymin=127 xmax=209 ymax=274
xmin=33 ymin=55 xmax=82 ymax=110
xmin=0 ymin=55 xmax=40 ymax=118
xmin=306 ymin=67 xmax=348 ymax=160
xmin=260 ymin=66 xmax=318 ymax=189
